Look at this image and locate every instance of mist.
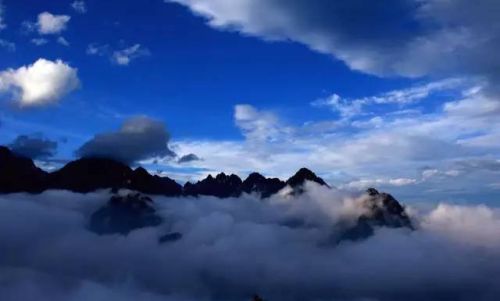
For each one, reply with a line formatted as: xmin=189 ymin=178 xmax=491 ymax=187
xmin=1 ymin=184 xmax=499 ymax=301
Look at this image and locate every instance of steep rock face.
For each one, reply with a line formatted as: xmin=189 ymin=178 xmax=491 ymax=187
xmin=88 ymin=192 xmax=163 ymax=235
xmin=339 ymin=188 xmax=413 ymax=242
xmin=183 ymin=173 xmax=243 ymax=198
xmin=241 ymin=172 xmax=286 ymax=198
xmin=0 ymin=146 xmax=48 ymax=193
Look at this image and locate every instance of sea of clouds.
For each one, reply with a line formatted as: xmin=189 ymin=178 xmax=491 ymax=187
xmin=1 ymin=183 xmax=499 ymax=301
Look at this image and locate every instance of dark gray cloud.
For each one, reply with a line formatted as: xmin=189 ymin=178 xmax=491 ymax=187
xmin=177 ymin=153 xmax=200 ymax=164
xmin=1 ymin=185 xmax=500 ymax=301
xmin=8 ymin=134 xmax=57 ymax=159
xmin=170 ymin=0 xmax=500 ymax=91
xmin=76 ymin=116 xmax=175 ymax=164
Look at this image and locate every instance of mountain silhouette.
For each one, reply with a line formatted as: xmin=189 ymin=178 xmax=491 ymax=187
xmin=0 ymin=146 xmax=48 ymax=193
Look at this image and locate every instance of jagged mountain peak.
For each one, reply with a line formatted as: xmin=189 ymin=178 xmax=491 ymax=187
xmin=286 ymin=167 xmax=329 ymax=188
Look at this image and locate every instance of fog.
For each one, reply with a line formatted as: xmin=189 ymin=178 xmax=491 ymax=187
xmin=1 ymin=184 xmax=499 ymax=301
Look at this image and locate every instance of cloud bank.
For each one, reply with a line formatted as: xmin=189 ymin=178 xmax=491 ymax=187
xmin=169 ymin=0 xmax=500 ymax=91
xmin=0 ymin=59 xmax=79 ymax=107
xmin=1 ymin=187 xmax=500 ymax=301
xmin=76 ymin=116 xmax=175 ymax=164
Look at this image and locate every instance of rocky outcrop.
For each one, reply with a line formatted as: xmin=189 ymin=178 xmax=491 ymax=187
xmin=240 ymin=172 xmax=286 ymax=198
xmin=88 ymin=192 xmax=163 ymax=235
xmin=338 ymin=188 xmax=413 ymax=242
xmin=183 ymin=173 xmax=243 ymax=198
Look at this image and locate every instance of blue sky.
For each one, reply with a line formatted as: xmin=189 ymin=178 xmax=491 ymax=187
xmin=1 ymin=0 xmax=499 ymax=204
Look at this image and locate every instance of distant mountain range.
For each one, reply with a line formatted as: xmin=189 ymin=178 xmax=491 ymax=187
xmin=0 ymin=146 xmax=327 ymax=197
xmin=0 ymin=145 xmax=413 ymax=241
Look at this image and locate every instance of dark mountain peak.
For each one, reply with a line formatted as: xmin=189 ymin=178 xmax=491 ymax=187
xmin=88 ymin=192 xmax=163 ymax=235
xmin=286 ymin=167 xmax=329 ymax=188
xmin=183 ymin=172 xmax=242 ymax=198
xmin=49 ymin=157 xmax=133 ymax=193
xmin=246 ymin=172 xmax=266 ymax=181
xmin=366 ymin=187 xmax=379 ymax=196
xmin=0 ymin=146 xmax=48 ymax=193
xmin=241 ymin=172 xmax=286 ymax=198
xmin=338 ymin=189 xmax=413 ymax=242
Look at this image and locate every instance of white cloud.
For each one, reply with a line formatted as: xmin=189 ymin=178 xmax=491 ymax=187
xmin=36 ymin=12 xmax=70 ymax=35
xmin=169 ymin=84 xmax=500 ymax=201
xmin=111 ymin=44 xmax=150 ymax=66
xmin=312 ymin=78 xmax=465 ymax=119
xmin=1 ymin=190 xmax=500 ymax=300
xmin=0 ymin=58 xmax=79 ymax=107
xmin=71 ymin=1 xmax=87 ymax=14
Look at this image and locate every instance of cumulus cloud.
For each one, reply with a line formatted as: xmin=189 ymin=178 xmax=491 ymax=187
xmin=71 ymin=1 xmax=87 ymax=14
xmin=0 ymin=58 xmax=79 ymax=107
xmin=36 ymin=12 xmax=70 ymax=35
xmin=8 ymin=134 xmax=58 ymax=159
xmin=111 ymin=44 xmax=150 ymax=66
xmin=0 ymin=187 xmax=500 ymax=301
xmin=168 ymin=0 xmax=500 ymax=91
xmin=76 ymin=116 xmax=176 ymax=163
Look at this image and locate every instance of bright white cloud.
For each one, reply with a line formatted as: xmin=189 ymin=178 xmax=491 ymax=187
xmin=111 ymin=44 xmax=150 ymax=66
xmin=37 ymin=12 xmax=70 ymax=35
xmin=71 ymin=1 xmax=87 ymax=14
xmin=0 ymin=58 xmax=79 ymax=107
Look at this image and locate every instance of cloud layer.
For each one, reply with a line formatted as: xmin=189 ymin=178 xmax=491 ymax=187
xmin=76 ymin=116 xmax=175 ymax=164
xmin=0 ymin=59 xmax=79 ymax=107
xmin=1 ymin=187 xmax=500 ymax=300
xmin=169 ymin=0 xmax=500 ymax=90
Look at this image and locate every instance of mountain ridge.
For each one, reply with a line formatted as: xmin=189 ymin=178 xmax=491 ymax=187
xmin=0 ymin=146 xmax=328 ymax=197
